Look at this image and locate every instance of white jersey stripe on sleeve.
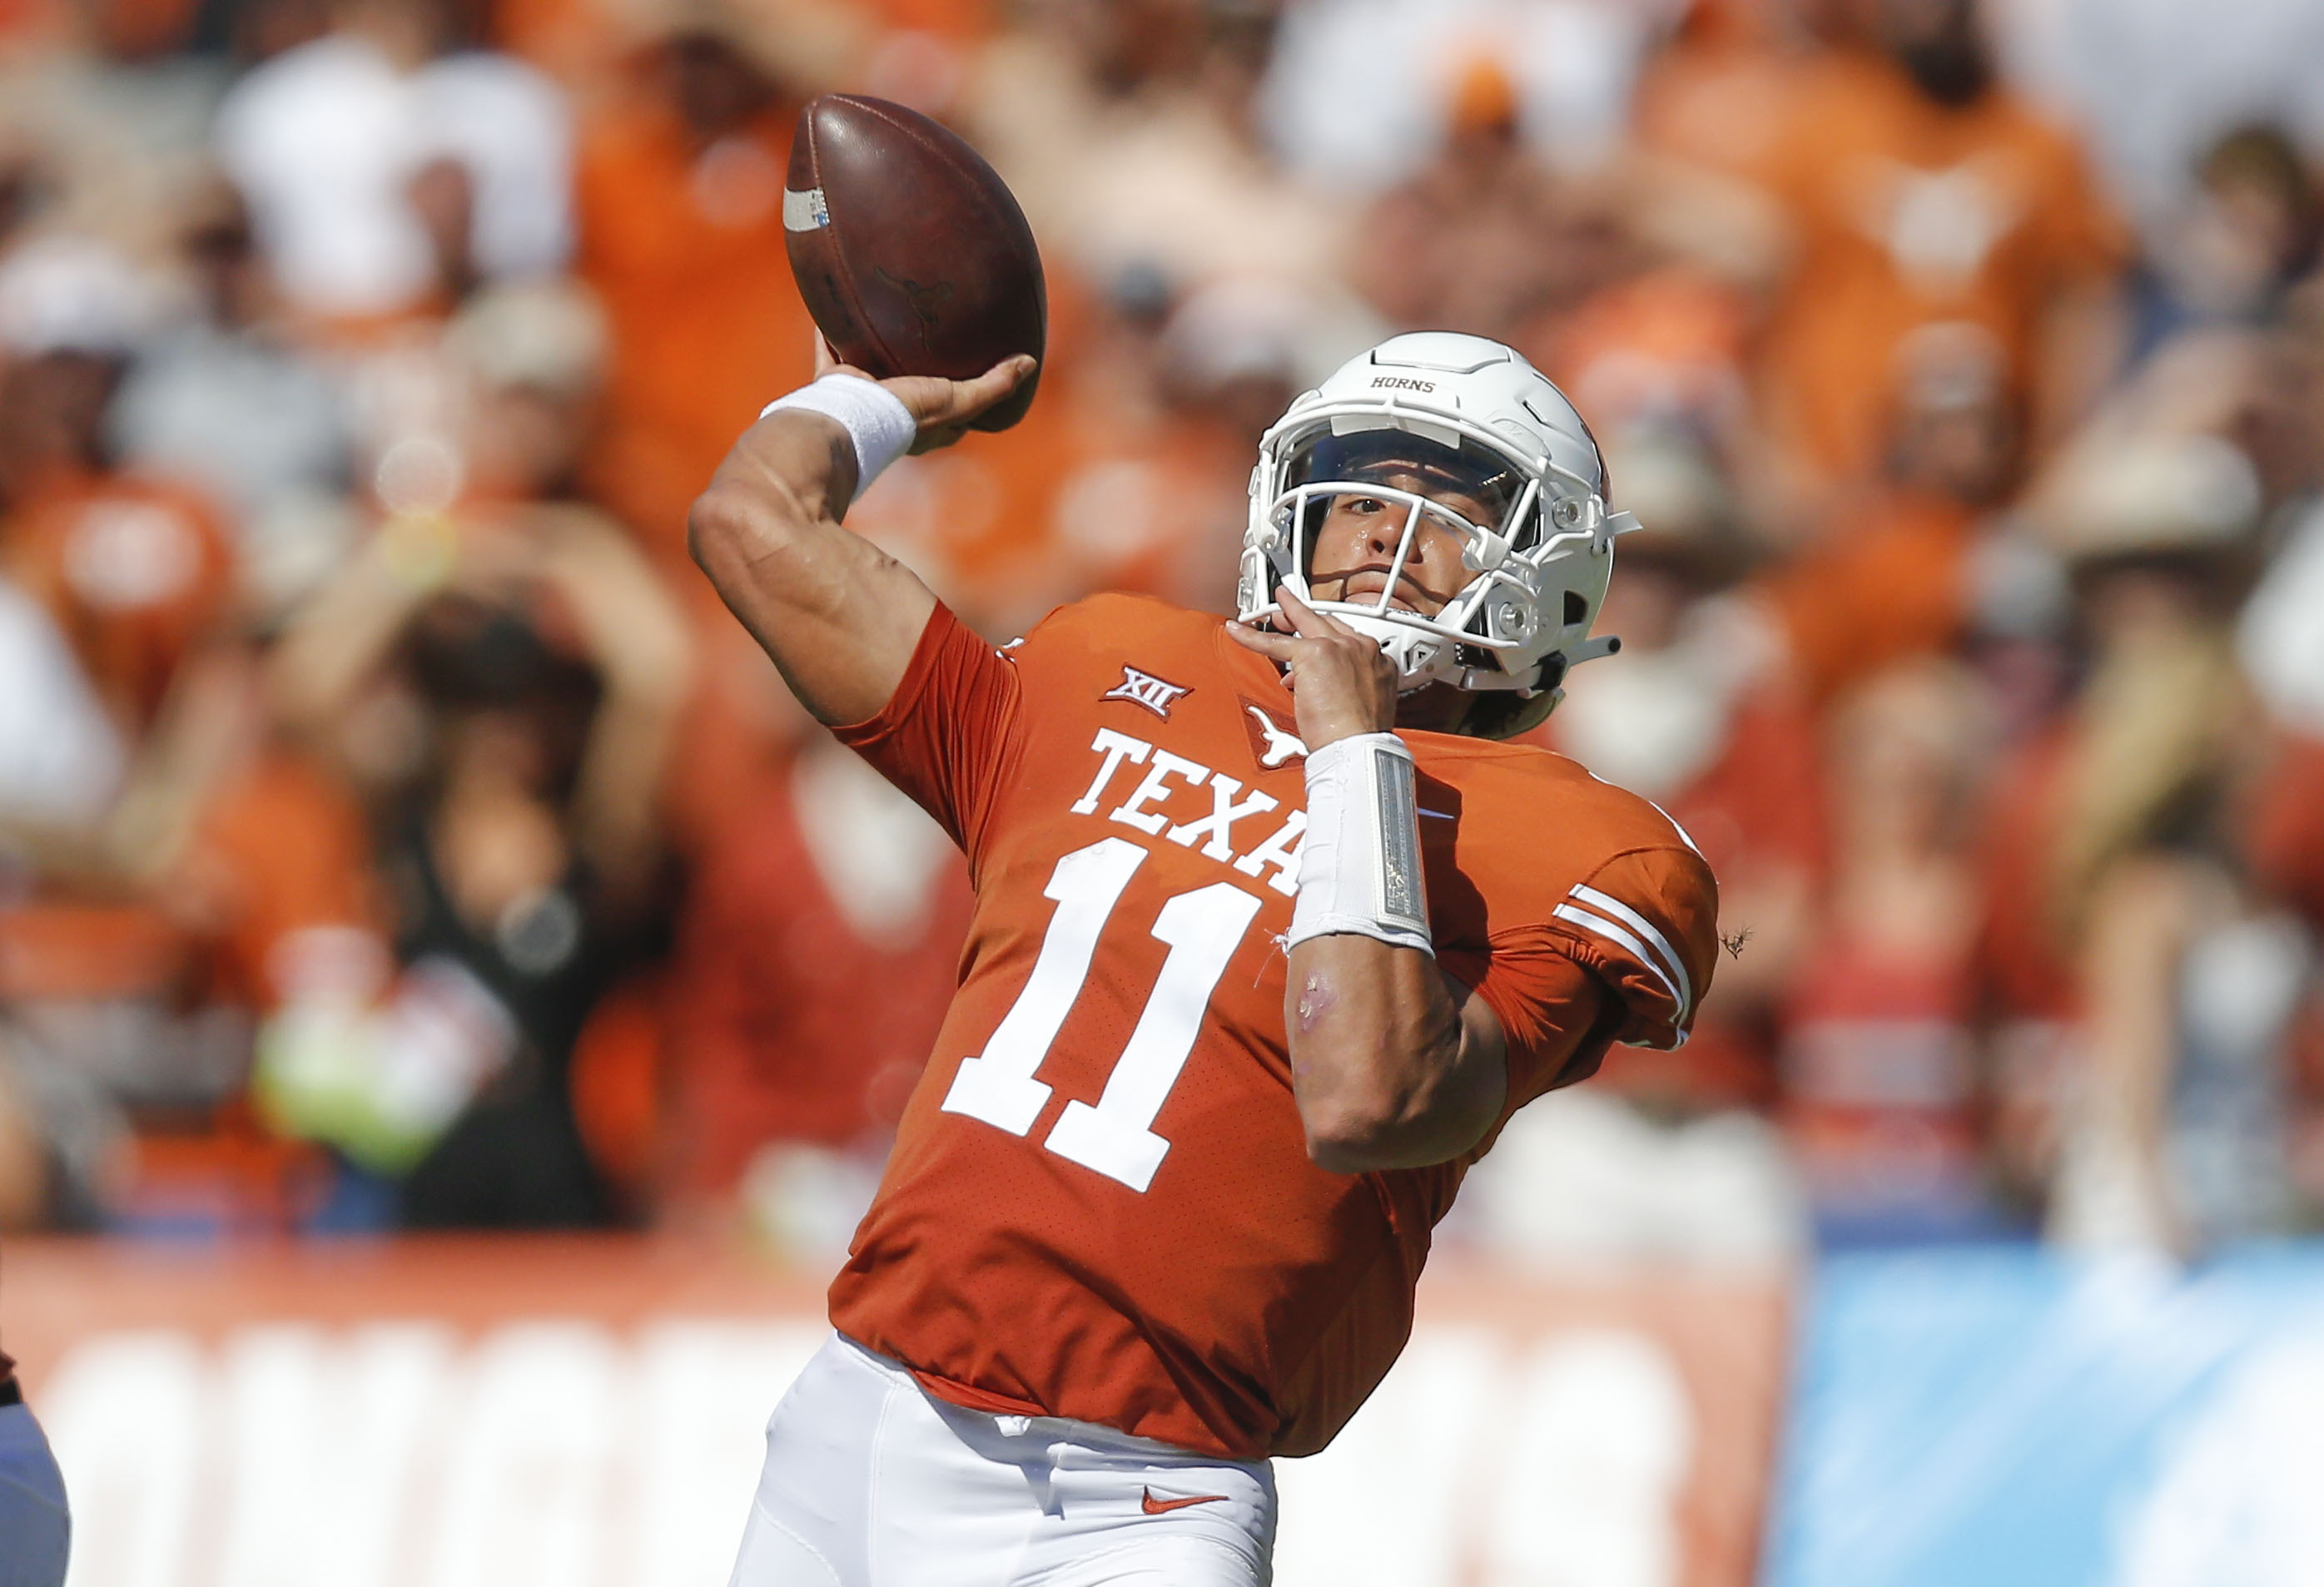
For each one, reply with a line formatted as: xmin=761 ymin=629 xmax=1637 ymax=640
xmin=1552 ymin=903 xmax=1685 ymax=1019
xmin=1568 ymin=884 xmax=1694 ymax=1022
xmin=1646 ymin=799 xmax=1705 ymax=860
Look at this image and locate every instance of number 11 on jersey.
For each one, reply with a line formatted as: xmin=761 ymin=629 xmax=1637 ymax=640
xmin=941 ymin=837 xmax=1265 ymax=1192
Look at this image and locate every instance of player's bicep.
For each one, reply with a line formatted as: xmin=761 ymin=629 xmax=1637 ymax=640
xmin=691 ymin=412 xmax=937 ymax=726
xmin=1443 ymin=945 xmax=1611 ymax=1118
xmin=720 ymin=523 xmax=936 ymax=729
xmin=833 ymin=602 xmax=1023 ymax=860
xmin=1445 ymin=973 xmax=1512 ymax=1132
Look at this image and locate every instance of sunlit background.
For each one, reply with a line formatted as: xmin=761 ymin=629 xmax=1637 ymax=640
xmin=2 ymin=0 xmax=2322 ymax=1582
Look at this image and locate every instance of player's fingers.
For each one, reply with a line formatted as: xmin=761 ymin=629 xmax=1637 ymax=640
xmin=1224 ymin=620 xmax=1301 ymax=662
xmin=887 ymin=357 xmax=1034 ymax=434
xmin=1279 ymin=586 xmax=1373 ymax=642
xmin=1274 ymin=585 xmax=1317 ymax=628
xmin=949 ymin=355 xmax=1037 ymax=419
xmin=907 ymin=420 xmax=971 ymax=456
xmin=1276 ymin=586 xmax=1356 ymax=640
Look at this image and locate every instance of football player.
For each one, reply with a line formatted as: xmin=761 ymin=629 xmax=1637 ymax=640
xmin=0 ymin=1345 xmax=71 ymax=1587
xmin=693 ymin=330 xmax=1717 ymax=1585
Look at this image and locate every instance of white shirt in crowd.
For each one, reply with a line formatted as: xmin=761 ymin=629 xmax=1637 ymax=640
xmin=215 ymin=33 xmax=572 ymax=319
xmin=0 ymin=578 xmax=122 ymax=830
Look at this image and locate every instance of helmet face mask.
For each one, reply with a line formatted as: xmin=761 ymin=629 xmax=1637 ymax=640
xmin=1238 ymin=333 xmax=1631 ymax=715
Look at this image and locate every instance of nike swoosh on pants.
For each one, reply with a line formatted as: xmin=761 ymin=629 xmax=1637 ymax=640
xmin=1140 ymin=1486 xmax=1229 ymax=1515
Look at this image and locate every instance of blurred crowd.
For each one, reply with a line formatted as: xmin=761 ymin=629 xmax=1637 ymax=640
xmin=1 ymin=0 xmax=2321 ymax=1266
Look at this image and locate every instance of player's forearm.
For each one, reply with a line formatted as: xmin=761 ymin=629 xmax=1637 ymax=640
xmin=689 ymin=413 xmax=931 ymax=726
xmin=1286 ymin=936 xmax=1492 ymax=1172
xmin=692 ymin=355 xmax=1029 ymax=595
xmin=689 ymin=412 xmax=862 ymax=589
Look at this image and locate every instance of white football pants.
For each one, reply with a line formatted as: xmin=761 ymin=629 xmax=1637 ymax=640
xmin=727 ymin=1333 xmax=1274 ymax=1587
xmin=0 ymin=1402 xmax=71 ymax=1587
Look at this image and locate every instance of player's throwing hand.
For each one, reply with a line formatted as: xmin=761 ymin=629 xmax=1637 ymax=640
xmin=812 ymin=331 xmax=1035 ymax=456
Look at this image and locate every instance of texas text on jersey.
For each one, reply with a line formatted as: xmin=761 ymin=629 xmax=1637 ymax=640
xmin=827 ymin=591 xmax=1717 ymax=1461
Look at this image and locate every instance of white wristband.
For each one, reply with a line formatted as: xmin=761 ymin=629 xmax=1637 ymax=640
xmin=761 ymin=374 xmax=916 ymax=494
xmin=1287 ymin=732 xmax=1433 ymax=955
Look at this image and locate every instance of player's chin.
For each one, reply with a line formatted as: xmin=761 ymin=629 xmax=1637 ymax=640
xmin=1333 ymin=587 xmax=1429 ymax=617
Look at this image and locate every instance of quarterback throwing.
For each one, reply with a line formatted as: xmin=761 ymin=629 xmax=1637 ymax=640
xmin=692 ymin=331 xmax=1718 ymax=1585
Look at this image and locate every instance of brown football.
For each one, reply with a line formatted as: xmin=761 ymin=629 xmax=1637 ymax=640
xmin=785 ymin=94 xmax=1045 ymax=433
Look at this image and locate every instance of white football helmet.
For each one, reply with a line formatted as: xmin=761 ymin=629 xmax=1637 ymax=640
xmin=1235 ymin=332 xmax=1635 ymax=721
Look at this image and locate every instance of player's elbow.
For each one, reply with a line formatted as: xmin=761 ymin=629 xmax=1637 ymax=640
xmin=687 ymin=483 xmax=767 ymax=575
xmin=689 ymin=465 xmax=827 ymax=576
xmin=1302 ymin=1106 xmax=1476 ymax=1174
xmin=1302 ymin=1106 xmax=1413 ymax=1173
xmin=1296 ymin=1061 xmax=1492 ymax=1174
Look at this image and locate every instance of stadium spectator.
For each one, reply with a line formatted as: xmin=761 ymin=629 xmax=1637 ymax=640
xmin=1353 ymin=56 xmax=1640 ymax=345
xmin=1731 ymin=0 xmax=2128 ymax=502
xmin=1632 ymin=0 xmax=1819 ymax=193
xmin=1984 ymin=431 xmax=2292 ymax=1249
xmin=0 ymin=576 xmax=128 ymax=1228
xmin=261 ymin=284 xmax=693 ymax=1227
xmin=1022 ymin=272 xmax=1304 ymax=622
xmin=0 ymin=233 xmax=343 ymax=1231
xmin=0 ymin=235 xmax=233 ymax=732
xmin=214 ymin=0 xmax=570 ymax=327
xmin=108 ymin=176 xmax=358 ymax=616
xmin=2127 ymin=126 xmax=2320 ymax=365
xmin=1259 ymin=0 xmax=1650 ymax=197
xmin=571 ymin=0 xmax=830 ymax=561
xmin=2236 ymin=276 xmax=2324 ymax=736
xmin=0 ymin=573 xmax=122 ymax=844
xmin=966 ymin=0 xmax=1334 ymax=290
xmin=1779 ymin=659 xmax=2001 ymax=1243
xmin=1543 ymin=267 xmax=1821 ymax=1125
xmin=1755 ymin=320 xmax=2016 ymax=705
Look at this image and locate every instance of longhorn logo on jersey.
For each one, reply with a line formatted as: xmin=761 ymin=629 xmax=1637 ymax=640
xmin=1102 ymin=666 xmax=1194 ymax=720
xmin=1239 ymin=701 xmax=1308 ymax=770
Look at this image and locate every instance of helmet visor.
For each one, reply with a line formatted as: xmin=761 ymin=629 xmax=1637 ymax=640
xmin=1287 ymin=429 xmax=1527 ymax=538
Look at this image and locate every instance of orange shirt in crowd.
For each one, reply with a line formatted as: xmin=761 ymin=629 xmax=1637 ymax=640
xmin=1778 ymin=927 xmax=1982 ymax=1215
xmin=1975 ymin=722 xmax=2080 ymax=1024
xmin=0 ymin=898 xmax=189 ymax=1004
xmin=188 ymin=747 xmax=385 ymax=1010
xmin=2247 ymin=734 xmax=2324 ymax=1196
xmin=1741 ymin=51 xmax=2123 ymax=487
xmin=663 ymin=752 xmax=974 ymax=1196
xmin=1633 ymin=0 xmax=1821 ymax=192
xmin=574 ymin=98 xmax=817 ymax=562
xmin=1758 ymin=487 xmax=1976 ymax=707
xmin=852 ymin=0 xmax=997 ymax=39
xmin=2248 ymin=731 xmax=2324 ymax=935
xmin=2 ymin=470 xmax=235 ymax=729
xmin=0 ymin=0 xmax=67 ymax=47
xmin=1535 ymin=266 xmax=1752 ymax=428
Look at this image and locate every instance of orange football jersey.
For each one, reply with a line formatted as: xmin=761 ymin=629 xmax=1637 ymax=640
xmin=828 ymin=593 xmax=1718 ymax=1459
